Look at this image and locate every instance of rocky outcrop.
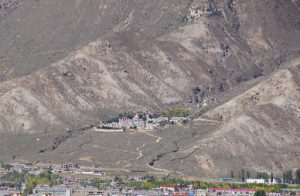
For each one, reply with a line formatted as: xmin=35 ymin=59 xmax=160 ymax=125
xmin=0 ymin=0 xmax=19 ymax=15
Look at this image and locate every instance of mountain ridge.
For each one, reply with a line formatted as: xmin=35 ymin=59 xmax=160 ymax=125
xmin=0 ymin=0 xmax=299 ymax=178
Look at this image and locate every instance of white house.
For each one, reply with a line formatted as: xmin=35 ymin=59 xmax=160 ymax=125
xmin=246 ymin=178 xmax=266 ymax=184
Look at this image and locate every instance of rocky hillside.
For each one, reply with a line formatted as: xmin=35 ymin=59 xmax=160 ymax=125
xmin=0 ymin=0 xmax=19 ymax=15
xmin=0 ymin=0 xmax=298 ymax=134
xmin=0 ymin=0 xmax=192 ymax=80
xmin=0 ymin=0 xmax=299 ymax=177
xmin=0 ymin=30 xmax=255 ymax=134
xmin=184 ymin=63 xmax=300 ymax=176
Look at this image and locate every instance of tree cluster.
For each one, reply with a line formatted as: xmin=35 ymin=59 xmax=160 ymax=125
xmin=163 ymin=108 xmax=189 ymax=118
xmin=256 ymin=172 xmax=274 ymax=181
xmin=23 ymin=171 xmax=59 ymax=194
xmin=283 ymin=170 xmax=293 ymax=183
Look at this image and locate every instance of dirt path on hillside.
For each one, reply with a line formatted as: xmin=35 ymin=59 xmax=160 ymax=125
xmin=135 ymin=129 xmax=162 ymax=143
xmin=133 ymin=129 xmax=174 ymax=174
xmin=194 ymin=117 xmax=221 ymax=124
xmin=135 ymin=143 xmax=146 ymax=160
xmin=133 ymin=129 xmax=161 ymax=161
xmin=147 ymin=163 xmax=173 ymax=174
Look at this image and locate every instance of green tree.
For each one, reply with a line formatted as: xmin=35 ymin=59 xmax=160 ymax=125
xmin=92 ymin=179 xmax=101 ymax=189
xmin=241 ymin=169 xmax=245 ymax=182
xmin=200 ymin=182 xmax=208 ymax=189
xmin=3 ymin=172 xmax=25 ymax=183
xmin=0 ymin=162 xmax=12 ymax=170
xmin=163 ymin=108 xmax=189 ymax=117
xmin=283 ymin=170 xmax=293 ymax=183
xmin=262 ymin=172 xmax=268 ymax=180
xmin=143 ymin=175 xmax=155 ymax=182
xmin=230 ymin=171 xmax=235 ymax=179
xmin=23 ymin=172 xmax=59 ymax=194
xmin=257 ymin=172 xmax=262 ymax=179
xmin=296 ymin=169 xmax=300 ymax=184
xmin=275 ymin=178 xmax=282 ymax=184
xmin=283 ymin=171 xmax=287 ymax=183
xmin=271 ymin=172 xmax=274 ymax=182
xmin=287 ymin=170 xmax=293 ymax=183
xmin=254 ymin=190 xmax=266 ymax=196
xmin=142 ymin=116 xmax=147 ymax=122
xmin=113 ymin=176 xmax=122 ymax=183
xmin=246 ymin=171 xmax=251 ymax=179
xmin=193 ymin=181 xmax=200 ymax=188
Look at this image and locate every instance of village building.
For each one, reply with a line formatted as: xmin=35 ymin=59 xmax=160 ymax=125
xmin=61 ymin=163 xmax=75 ymax=172
xmin=71 ymin=188 xmax=103 ymax=196
xmin=96 ymin=111 xmax=186 ymax=132
xmin=207 ymin=188 xmax=256 ymax=196
xmin=0 ymin=168 xmax=7 ymax=175
xmin=268 ymin=193 xmax=282 ymax=196
xmin=160 ymin=185 xmax=189 ymax=192
xmin=31 ymin=185 xmax=71 ymax=196
xmin=0 ymin=187 xmax=20 ymax=196
xmin=246 ymin=178 xmax=266 ymax=184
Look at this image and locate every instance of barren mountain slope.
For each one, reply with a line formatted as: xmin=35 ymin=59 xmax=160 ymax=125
xmin=0 ymin=0 xmax=192 ymax=80
xmin=0 ymin=0 xmax=299 ymax=134
xmin=178 ymin=64 xmax=300 ymax=176
xmin=169 ymin=0 xmax=300 ymax=74
xmin=1 ymin=64 xmax=298 ymax=178
xmin=1 ymin=0 xmax=299 ymax=81
xmin=0 ymin=30 xmax=245 ymax=134
xmin=0 ymin=0 xmax=299 ymax=177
